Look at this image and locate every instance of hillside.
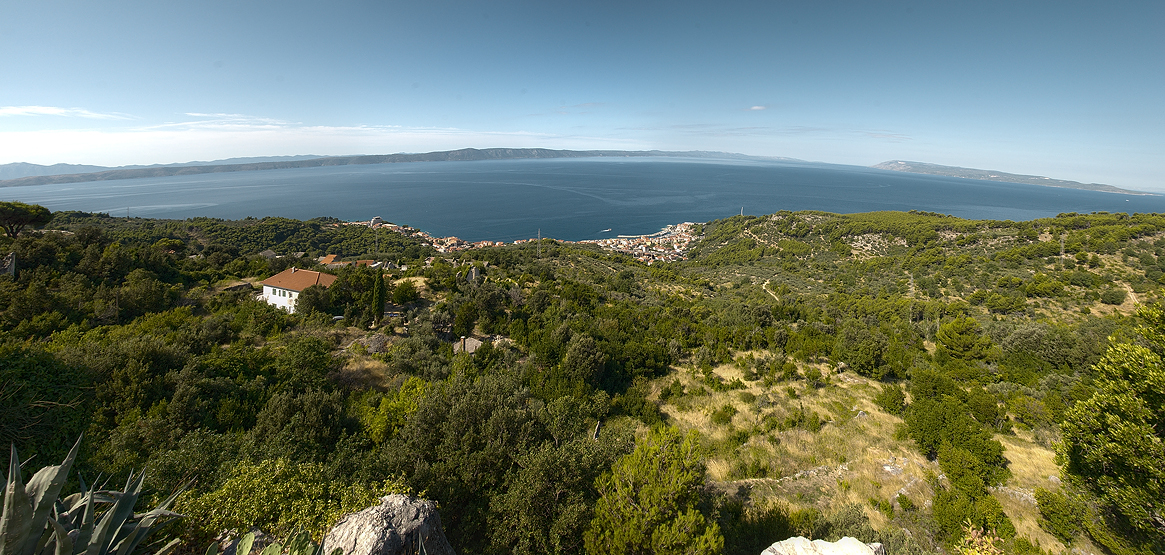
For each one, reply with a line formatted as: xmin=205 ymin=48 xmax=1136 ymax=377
xmin=3 ymin=209 xmax=1164 ymax=555
xmin=871 ymin=161 xmax=1148 ymax=195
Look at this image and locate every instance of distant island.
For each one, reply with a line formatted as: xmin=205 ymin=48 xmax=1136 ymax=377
xmin=0 ymin=155 xmax=325 ymax=181
xmin=871 ymin=160 xmax=1150 ymax=195
xmin=2 ymin=150 xmax=1151 ymax=197
xmin=0 ymin=149 xmax=793 ymax=188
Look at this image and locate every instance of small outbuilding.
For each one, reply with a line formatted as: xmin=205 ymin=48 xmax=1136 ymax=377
xmin=453 ymin=336 xmax=483 ymax=354
xmin=261 ymin=267 xmax=337 ymax=313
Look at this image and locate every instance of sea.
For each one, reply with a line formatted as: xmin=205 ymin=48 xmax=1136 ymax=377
xmin=5 ymin=157 xmax=1163 ymax=243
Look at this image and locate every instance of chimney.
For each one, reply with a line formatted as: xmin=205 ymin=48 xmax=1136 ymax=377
xmin=291 ymin=267 xmax=297 ymax=273
xmin=461 ymin=336 xmax=466 ymax=352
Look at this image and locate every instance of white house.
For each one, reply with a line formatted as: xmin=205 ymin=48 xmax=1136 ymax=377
xmin=260 ymin=267 xmax=337 ymax=313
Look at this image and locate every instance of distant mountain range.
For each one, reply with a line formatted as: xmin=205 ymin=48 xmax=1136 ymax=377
xmin=871 ymin=160 xmax=1149 ymax=195
xmin=0 ymin=150 xmax=1147 ymax=196
xmin=0 ymin=155 xmax=328 ymax=181
xmin=0 ymin=149 xmax=794 ymax=188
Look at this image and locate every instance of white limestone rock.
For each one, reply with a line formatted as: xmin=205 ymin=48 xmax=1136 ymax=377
xmin=321 ymin=495 xmax=455 ymax=555
xmin=761 ymin=536 xmax=885 ymax=555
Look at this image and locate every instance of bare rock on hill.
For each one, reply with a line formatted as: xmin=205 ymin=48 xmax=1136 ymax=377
xmin=321 ymin=495 xmax=455 ymax=555
xmin=358 ymin=333 xmax=392 ymax=353
xmin=762 ymin=536 xmax=884 ymax=555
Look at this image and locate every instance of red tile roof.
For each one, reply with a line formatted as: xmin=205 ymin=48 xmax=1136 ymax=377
xmin=261 ymin=268 xmax=337 ymax=292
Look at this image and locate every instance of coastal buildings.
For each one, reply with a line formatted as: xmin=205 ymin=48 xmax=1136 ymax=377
xmin=577 ymin=222 xmax=699 ymax=264
xmin=340 ymin=218 xmax=699 ymax=264
xmin=261 ymin=267 xmax=337 ymax=313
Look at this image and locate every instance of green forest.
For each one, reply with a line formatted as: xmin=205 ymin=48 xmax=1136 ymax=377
xmin=2 ymin=206 xmax=1164 ymax=555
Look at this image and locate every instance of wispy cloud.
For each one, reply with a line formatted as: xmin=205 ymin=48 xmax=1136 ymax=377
xmin=748 ymin=105 xmax=766 ymax=111
xmin=0 ymin=105 xmax=131 ymax=119
xmin=144 ymin=112 xmax=300 ymax=130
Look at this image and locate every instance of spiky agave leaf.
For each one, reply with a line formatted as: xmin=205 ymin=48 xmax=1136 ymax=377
xmin=21 ymin=438 xmax=82 ymax=555
xmin=84 ymin=472 xmax=144 ymax=555
xmin=44 ymin=517 xmax=72 ymax=555
xmin=2 ymin=445 xmax=35 ymax=555
xmin=109 ymin=485 xmax=185 ymax=555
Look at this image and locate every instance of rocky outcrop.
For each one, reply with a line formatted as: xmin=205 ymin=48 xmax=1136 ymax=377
xmin=762 ymin=537 xmax=885 ymax=555
xmin=355 ymin=333 xmax=392 ymax=353
xmin=321 ymin=495 xmax=455 ymax=555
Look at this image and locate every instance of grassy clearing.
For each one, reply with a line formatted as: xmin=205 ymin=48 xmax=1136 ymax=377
xmin=658 ymin=360 xmax=938 ymax=526
xmin=656 ymin=355 xmax=1071 ymax=551
xmin=994 ymin=432 xmax=1075 ymax=554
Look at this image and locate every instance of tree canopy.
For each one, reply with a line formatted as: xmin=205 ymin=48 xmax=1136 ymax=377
xmin=0 ymin=201 xmax=51 ymax=237
xmin=1060 ymin=303 xmax=1165 ymax=543
xmin=585 ymin=427 xmax=724 ymax=555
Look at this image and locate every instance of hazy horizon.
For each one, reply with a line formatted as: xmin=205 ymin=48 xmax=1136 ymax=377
xmin=1 ymin=1 xmax=1161 ymax=191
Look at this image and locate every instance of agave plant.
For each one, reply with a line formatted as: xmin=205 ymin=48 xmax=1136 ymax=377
xmin=1 ymin=437 xmax=183 ymax=555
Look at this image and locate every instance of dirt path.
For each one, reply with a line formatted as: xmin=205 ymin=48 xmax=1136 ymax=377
xmin=762 ymin=280 xmax=780 ymax=302
xmin=744 ymin=228 xmax=774 ymax=248
xmin=1124 ymin=282 xmax=1139 ymax=305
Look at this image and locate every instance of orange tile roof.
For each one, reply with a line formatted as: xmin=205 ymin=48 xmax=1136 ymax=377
xmin=319 ymin=254 xmax=338 ymax=264
xmin=261 ymin=268 xmax=337 ymax=292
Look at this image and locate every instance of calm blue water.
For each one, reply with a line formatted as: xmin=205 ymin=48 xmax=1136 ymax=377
xmin=5 ymin=157 xmax=1163 ymax=242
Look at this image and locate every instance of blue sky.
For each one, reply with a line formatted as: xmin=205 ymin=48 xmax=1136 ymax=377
xmin=1 ymin=0 xmax=1162 ymax=189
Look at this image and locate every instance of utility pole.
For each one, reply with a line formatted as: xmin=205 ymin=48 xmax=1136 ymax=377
xmin=537 ymin=228 xmax=541 ymax=257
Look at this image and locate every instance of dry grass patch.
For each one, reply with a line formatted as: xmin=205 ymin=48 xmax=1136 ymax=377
xmin=998 ymin=432 xmax=1059 ymax=492
xmin=994 ymin=431 xmax=1068 ymax=552
xmin=333 ymin=351 xmax=393 ymax=389
xmin=659 ymin=363 xmax=941 ymax=525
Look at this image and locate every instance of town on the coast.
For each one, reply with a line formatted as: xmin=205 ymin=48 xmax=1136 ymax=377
xmin=336 ymin=217 xmax=700 ymax=264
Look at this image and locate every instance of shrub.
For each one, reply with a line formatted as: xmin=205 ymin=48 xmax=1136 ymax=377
xmin=874 ymin=384 xmax=906 ymax=415
xmin=585 ymin=427 xmax=723 ymax=555
xmin=658 ymin=379 xmax=685 ymax=402
xmin=1033 ymin=488 xmax=1080 ymax=544
xmin=711 ymin=404 xmax=738 ymax=425
xmin=869 ymin=497 xmax=894 ymax=518
xmin=357 ymin=376 xmax=428 ymax=443
xmin=181 ymin=458 xmax=410 ymax=541
xmin=1100 ymin=288 xmax=1127 ymax=305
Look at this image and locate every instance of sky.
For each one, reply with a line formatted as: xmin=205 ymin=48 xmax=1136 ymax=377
xmin=1 ymin=0 xmax=1162 ymax=190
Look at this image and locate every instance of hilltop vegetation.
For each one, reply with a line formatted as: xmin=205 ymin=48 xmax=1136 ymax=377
xmin=2 ymin=208 xmax=1164 ymax=555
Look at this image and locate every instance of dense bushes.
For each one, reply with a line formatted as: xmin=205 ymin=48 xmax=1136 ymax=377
xmin=4 ymin=208 xmax=1162 ymax=554
xmin=586 ymin=427 xmax=723 ymax=555
xmin=1057 ymin=303 xmax=1165 ymax=551
xmin=182 ymin=459 xmax=410 ymax=541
